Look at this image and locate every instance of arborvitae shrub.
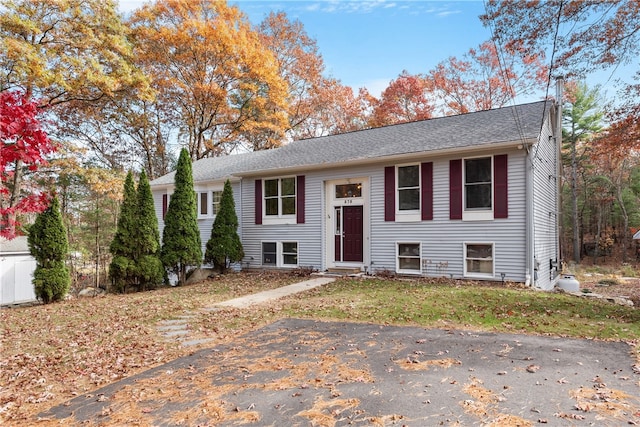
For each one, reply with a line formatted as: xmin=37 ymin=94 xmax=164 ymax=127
xmin=205 ymin=179 xmax=244 ymax=273
xmin=161 ymin=148 xmax=202 ymax=284
xmin=28 ymin=197 xmax=70 ymax=303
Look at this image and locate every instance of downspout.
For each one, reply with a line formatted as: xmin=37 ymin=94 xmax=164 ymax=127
xmin=525 ymin=140 xmax=535 ymax=287
xmin=555 ymin=76 xmax=564 ymax=281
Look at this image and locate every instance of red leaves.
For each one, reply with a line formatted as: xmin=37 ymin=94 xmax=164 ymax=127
xmin=0 ymin=91 xmax=55 ymax=238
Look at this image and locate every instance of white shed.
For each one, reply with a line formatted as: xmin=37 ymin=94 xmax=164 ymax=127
xmin=0 ymin=237 xmax=37 ymax=306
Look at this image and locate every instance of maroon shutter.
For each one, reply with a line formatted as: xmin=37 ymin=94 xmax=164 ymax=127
xmin=296 ymin=175 xmax=305 ymax=224
xmin=255 ymin=179 xmax=262 ymax=225
xmin=162 ymin=194 xmax=168 ymax=220
xmin=421 ymin=162 xmax=433 ymax=220
xmin=494 ymin=154 xmax=508 ymax=218
xmin=450 ymin=159 xmax=462 ymax=220
xmin=384 ymin=166 xmax=395 ymax=222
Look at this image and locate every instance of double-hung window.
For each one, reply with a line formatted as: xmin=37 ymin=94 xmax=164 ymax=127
xmin=463 ymin=157 xmax=493 ymax=221
xmin=397 ymin=242 xmax=421 ymax=274
xmin=398 ymin=165 xmax=420 ymax=211
xmin=265 ymin=177 xmax=296 ymax=217
xmin=395 ymin=164 xmax=421 ymax=221
xmin=464 ymin=243 xmax=494 ymax=278
xmin=385 ymin=163 xmax=432 ymax=222
xmin=198 ymin=190 xmax=223 ymax=218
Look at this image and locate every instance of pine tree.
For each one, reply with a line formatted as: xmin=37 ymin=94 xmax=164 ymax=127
xmin=135 ymin=170 xmax=164 ymax=290
xmin=109 ymin=171 xmax=137 ymax=292
xmin=205 ymin=179 xmax=244 ymax=273
xmin=28 ymin=197 xmax=70 ymax=303
xmin=161 ymin=148 xmax=202 ymax=284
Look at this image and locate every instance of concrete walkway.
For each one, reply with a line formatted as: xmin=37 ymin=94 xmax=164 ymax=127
xmin=156 ymin=276 xmax=335 ymax=347
xmin=213 ymin=276 xmax=335 ymax=309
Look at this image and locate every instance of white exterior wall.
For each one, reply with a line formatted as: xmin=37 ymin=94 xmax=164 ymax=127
xmin=530 ymin=115 xmax=561 ymax=290
xmin=0 ymin=253 xmax=37 ymax=305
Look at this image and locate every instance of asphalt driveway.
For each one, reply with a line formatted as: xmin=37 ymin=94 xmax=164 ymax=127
xmin=41 ymin=319 xmax=640 ymax=426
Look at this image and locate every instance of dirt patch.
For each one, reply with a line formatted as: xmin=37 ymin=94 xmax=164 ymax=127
xmin=580 ymin=277 xmax=640 ymax=306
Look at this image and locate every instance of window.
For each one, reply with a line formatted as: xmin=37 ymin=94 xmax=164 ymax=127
xmin=397 ymin=242 xmax=421 ymax=274
xmin=450 ymin=155 xmax=508 ymax=221
xmin=198 ymin=190 xmax=223 ymax=217
xmin=335 ymin=183 xmax=362 ymax=198
xmin=397 ymin=165 xmax=420 ymax=211
xmin=464 ymin=243 xmax=494 ymax=278
xmin=464 ymin=157 xmax=492 ymax=211
xmin=199 ymin=192 xmax=208 ymax=216
xmin=262 ymin=241 xmax=298 ymax=267
xmin=282 ymin=242 xmax=298 ymax=266
xmin=262 ymin=242 xmax=276 ymax=265
xmin=385 ymin=163 xmax=432 ymax=222
xmin=265 ymin=177 xmax=296 ymax=217
xmin=211 ymin=191 xmax=222 ymax=215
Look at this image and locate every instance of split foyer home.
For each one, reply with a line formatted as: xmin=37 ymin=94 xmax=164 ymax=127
xmin=150 ymin=99 xmax=562 ymax=290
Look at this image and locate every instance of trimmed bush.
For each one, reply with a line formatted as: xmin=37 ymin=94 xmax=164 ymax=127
xmin=28 ymin=197 xmax=70 ymax=303
xmin=161 ymin=148 xmax=202 ymax=284
xmin=205 ymin=179 xmax=244 ymax=273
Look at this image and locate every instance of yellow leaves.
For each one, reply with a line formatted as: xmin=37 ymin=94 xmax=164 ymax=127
xmin=1 ymin=0 xmax=148 ymax=105
xmin=130 ymin=0 xmax=289 ymax=158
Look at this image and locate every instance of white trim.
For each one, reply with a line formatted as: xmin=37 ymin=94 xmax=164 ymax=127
xmin=462 ymin=155 xmax=494 ymax=221
xmin=263 ymin=176 xmax=297 ymax=220
xmin=463 ymin=242 xmax=495 ymax=279
xmin=324 ymin=177 xmax=370 ymax=270
xmin=195 ymin=187 xmax=223 ymax=219
xmin=260 ymin=240 xmax=299 ymax=267
xmin=395 ymin=163 xmax=421 ymax=217
xmin=396 ymin=242 xmax=422 ymax=275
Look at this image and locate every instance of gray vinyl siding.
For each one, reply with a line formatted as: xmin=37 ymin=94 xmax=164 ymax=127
xmin=241 ymin=173 xmax=325 ymax=270
xmin=153 ymin=182 xmax=243 ymax=260
xmin=369 ymin=150 xmax=527 ymax=282
xmin=531 ymin=116 xmax=560 ymax=290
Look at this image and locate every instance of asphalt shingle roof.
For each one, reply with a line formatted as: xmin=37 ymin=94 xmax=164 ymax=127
xmin=151 ymin=100 xmax=548 ymax=186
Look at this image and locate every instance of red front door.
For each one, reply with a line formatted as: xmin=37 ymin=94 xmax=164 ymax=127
xmin=341 ymin=206 xmax=363 ymax=262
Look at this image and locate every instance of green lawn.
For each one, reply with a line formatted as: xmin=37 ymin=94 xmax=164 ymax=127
xmin=279 ymin=278 xmax=640 ymax=340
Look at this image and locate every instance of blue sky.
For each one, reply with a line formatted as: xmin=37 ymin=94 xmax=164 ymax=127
xmin=119 ymin=0 xmax=633 ymax=100
xmin=234 ymin=1 xmax=492 ymax=96
xmin=118 ymin=0 xmax=493 ymax=96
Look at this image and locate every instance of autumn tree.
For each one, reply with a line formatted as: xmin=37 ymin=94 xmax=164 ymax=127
xmin=1 ymin=0 xmax=148 ymax=235
xmin=129 ymin=0 xmax=289 ymax=160
xmin=482 ymin=1 xmax=639 ymax=136
xmin=257 ymin=11 xmax=367 ymax=139
xmin=0 ymin=0 xmax=147 ymax=104
xmin=481 ymin=1 xmax=639 ymax=80
xmin=0 ymin=90 xmax=55 ymax=238
xmin=370 ymin=71 xmax=435 ymax=127
xmin=429 ymin=41 xmax=547 ymax=115
xmin=161 ymin=149 xmax=202 ymax=284
xmin=28 ymin=197 xmax=70 ymax=304
xmin=562 ymin=82 xmax=603 ymax=263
